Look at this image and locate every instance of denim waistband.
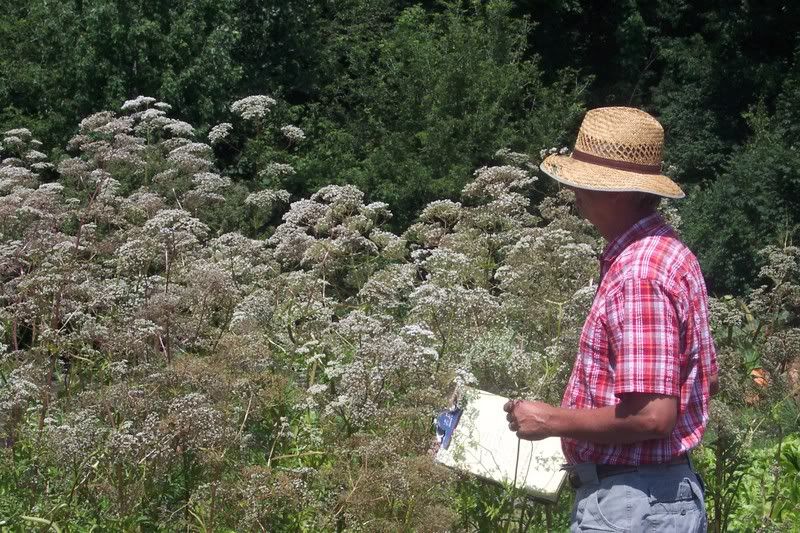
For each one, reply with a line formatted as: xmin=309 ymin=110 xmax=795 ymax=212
xmin=563 ymin=455 xmax=694 ymax=489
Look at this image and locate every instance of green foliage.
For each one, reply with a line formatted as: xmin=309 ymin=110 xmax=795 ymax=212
xmin=299 ymin=1 xmax=586 ymax=227
xmin=682 ymin=102 xmax=800 ymax=292
xmin=693 ymin=244 xmax=800 ymax=532
xmin=694 ymin=434 xmax=800 ymax=532
xmin=0 ymin=0 xmax=243 ymax=147
xmin=451 ymin=475 xmax=572 ymax=532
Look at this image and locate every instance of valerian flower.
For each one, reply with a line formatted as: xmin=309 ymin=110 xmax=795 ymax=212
xmin=463 ymin=165 xmax=537 ymax=199
xmin=231 ymin=95 xmax=277 ymax=121
xmin=494 ymin=148 xmax=530 ymax=167
xmin=162 ymin=119 xmax=195 ymax=137
xmin=260 ymin=162 xmax=296 ymax=181
xmin=184 ymin=172 xmax=232 ymax=206
xmin=245 ymin=188 xmax=291 ymax=211
xmin=280 ymin=125 xmax=306 ymax=143
xmin=3 ymin=128 xmax=33 ymax=140
xmin=208 ymin=122 xmax=233 ymax=145
xmin=166 ymin=150 xmax=213 ymax=173
xmin=0 ymin=166 xmax=37 ymax=192
xmin=143 ymin=209 xmax=209 ymax=256
xmin=24 ymin=150 xmax=47 ymax=162
xmin=121 ymin=95 xmax=157 ymax=112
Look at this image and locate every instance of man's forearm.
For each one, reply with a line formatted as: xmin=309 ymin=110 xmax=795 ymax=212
xmin=547 ymin=403 xmax=672 ymax=444
xmin=507 ymin=394 xmax=678 ymax=443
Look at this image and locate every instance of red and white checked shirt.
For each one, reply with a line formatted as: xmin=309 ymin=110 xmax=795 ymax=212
xmin=561 ymin=213 xmax=718 ymax=465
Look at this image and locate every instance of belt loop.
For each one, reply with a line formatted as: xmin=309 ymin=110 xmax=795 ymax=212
xmin=573 ymin=462 xmax=600 ymax=487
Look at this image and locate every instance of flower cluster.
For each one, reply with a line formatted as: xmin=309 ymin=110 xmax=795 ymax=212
xmin=208 ymin=122 xmax=233 ymax=145
xmin=245 ymin=188 xmax=291 ymax=211
xmin=231 ymin=95 xmax=277 ymax=121
xmin=281 ymin=124 xmax=306 ymax=143
xmin=260 ymin=162 xmax=296 ymax=181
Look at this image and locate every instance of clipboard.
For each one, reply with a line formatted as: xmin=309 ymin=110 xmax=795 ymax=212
xmin=434 ymin=387 xmax=567 ymax=503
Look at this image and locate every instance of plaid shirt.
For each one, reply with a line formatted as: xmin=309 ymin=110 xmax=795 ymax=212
xmin=561 ymin=213 xmax=718 ymax=465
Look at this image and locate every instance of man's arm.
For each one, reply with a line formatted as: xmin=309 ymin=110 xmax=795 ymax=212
xmin=504 ymin=393 xmax=678 ymax=443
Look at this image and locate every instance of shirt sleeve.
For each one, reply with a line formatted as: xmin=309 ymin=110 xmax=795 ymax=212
xmin=605 ymin=278 xmax=681 ymax=397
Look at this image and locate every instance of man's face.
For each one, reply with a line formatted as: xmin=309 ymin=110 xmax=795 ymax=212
xmin=569 ymin=187 xmax=612 ymax=227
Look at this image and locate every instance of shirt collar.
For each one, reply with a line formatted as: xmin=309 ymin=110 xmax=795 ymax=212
xmin=601 ymin=212 xmax=669 ymax=263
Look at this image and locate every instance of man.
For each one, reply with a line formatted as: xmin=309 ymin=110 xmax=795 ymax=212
xmin=504 ymin=107 xmax=718 ymax=532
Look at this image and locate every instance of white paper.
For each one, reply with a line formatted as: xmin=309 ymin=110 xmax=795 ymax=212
xmin=435 ymin=387 xmax=567 ymax=502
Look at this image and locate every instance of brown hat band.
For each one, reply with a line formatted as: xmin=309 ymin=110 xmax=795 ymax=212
xmin=571 ymin=149 xmax=662 ymax=175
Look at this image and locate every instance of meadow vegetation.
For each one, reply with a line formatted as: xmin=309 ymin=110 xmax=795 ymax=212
xmin=2 ymin=1 xmax=800 ymax=530
xmin=0 ymin=94 xmax=798 ymax=531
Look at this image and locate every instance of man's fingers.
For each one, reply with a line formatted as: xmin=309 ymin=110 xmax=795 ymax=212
xmin=506 ymin=412 xmax=514 ymax=423
xmin=503 ymin=400 xmax=514 ymax=413
xmin=508 ymin=421 xmax=519 ymax=432
xmin=517 ymin=430 xmax=545 ymax=441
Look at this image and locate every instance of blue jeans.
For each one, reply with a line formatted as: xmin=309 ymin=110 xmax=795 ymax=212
xmin=568 ymin=462 xmax=707 ymax=532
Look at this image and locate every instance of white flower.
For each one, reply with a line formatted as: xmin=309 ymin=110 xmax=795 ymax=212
xmin=281 ymin=125 xmax=306 ymax=142
xmin=2 ymin=136 xmax=25 ymax=150
xmin=191 ymin=172 xmax=232 ymax=194
xmin=419 ymin=200 xmax=462 ymax=227
xmin=79 ymin=112 xmax=115 ymax=133
xmin=169 ymin=142 xmax=213 ymax=158
xmin=307 ymin=383 xmax=328 ymax=395
xmin=166 ymin=151 xmax=213 ymax=173
xmin=208 ymin=123 xmax=233 ymax=145
xmin=494 ymin=148 xmax=529 ymax=167
xmin=231 ymin=95 xmax=277 ymax=121
xmin=162 ymin=119 xmax=195 ymax=137
xmin=0 ymin=166 xmax=37 ymax=192
xmin=260 ymin=162 xmax=295 ymax=180
xmin=96 ymin=117 xmax=134 ymax=136
xmin=360 ymin=201 xmax=392 ymax=222
xmin=138 ymin=108 xmax=166 ymax=122
xmin=245 ymin=188 xmax=291 ymax=211
xmin=31 ymin=162 xmax=54 ymax=172
xmin=121 ymin=95 xmax=157 ymax=112
xmin=3 ymin=128 xmax=33 ymax=140
xmin=463 ymin=165 xmax=537 ymax=199
xmin=310 ymin=184 xmax=364 ymax=211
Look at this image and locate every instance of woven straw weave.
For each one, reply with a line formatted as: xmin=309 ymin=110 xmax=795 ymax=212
xmin=575 ymin=107 xmax=663 ymax=165
xmin=540 ymin=107 xmax=684 ymax=199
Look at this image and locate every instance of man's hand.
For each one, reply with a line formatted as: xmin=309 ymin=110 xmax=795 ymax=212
xmin=710 ymin=371 xmax=720 ymax=396
xmin=503 ymin=399 xmax=555 ymax=441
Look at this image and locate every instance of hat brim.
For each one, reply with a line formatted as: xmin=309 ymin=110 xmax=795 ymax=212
xmin=540 ymin=154 xmax=685 ymax=199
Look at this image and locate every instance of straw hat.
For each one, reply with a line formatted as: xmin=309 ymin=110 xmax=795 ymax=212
xmin=540 ymin=107 xmax=684 ymax=199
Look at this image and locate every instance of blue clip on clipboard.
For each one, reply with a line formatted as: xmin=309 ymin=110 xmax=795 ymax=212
xmin=435 ymin=407 xmax=463 ymax=449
